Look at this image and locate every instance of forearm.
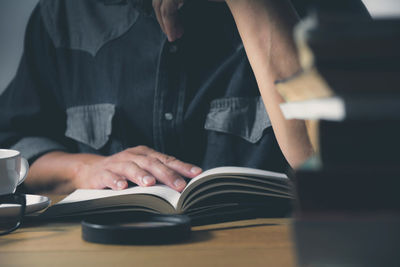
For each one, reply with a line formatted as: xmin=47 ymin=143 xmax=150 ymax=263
xmin=226 ymin=0 xmax=313 ymax=168
xmin=26 ymin=151 xmax=104 ymax=194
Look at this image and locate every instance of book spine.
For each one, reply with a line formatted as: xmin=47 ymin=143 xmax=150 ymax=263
xmin=342 ymin=93 xmax=400 ymax=120
xmin=318 ymin=67 xmax=400 ymax=93
xmin=294 ymin=168 xmax=400 ymax=213
xmin=318 ymin=120 xmax=400 ymax=165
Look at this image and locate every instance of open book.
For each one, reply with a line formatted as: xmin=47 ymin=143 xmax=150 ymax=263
xmin=42 ymin=167 xmax=292 ymax=219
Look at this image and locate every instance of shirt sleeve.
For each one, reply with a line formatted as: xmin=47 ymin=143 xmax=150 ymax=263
xmin=0 ymin=4 xmax=70 ymax=163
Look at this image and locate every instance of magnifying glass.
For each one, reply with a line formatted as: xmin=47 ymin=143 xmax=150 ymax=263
xmin=82 ymin=213 xmax=191 ymax=245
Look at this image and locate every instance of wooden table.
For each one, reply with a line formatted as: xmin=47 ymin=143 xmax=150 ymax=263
xmin=0 ymin=196 xmax=296 ymax=267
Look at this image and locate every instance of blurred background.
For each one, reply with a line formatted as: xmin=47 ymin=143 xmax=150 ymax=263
xmin=0 ymin=0 xmax=38 ymax=94
xmin=0 ymin=0 xmax=399 ymax=94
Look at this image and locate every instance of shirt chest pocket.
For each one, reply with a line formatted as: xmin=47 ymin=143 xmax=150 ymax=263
xmin=65 ymin=104 xmax=115 ymax=150
xmin=204 ymin=97 xmax=272 ymax=144
xmin=41 ymin=0 xmax=139 ymax=56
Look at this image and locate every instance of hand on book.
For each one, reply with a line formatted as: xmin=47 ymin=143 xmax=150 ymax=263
xmin=73 ymin=146 xmax=202 ymax=192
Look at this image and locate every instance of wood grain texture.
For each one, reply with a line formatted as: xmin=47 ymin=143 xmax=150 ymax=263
xmin=0 ymin=196 xmax=296 ymax=267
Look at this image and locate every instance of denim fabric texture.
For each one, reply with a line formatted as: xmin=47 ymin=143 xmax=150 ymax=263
xmin=205 ymin=97 xmax=271 ymax=144
xmin=0 ymin=0 xmax=370 ymax=172
xmin=0 ymin=0 xmax=368 ymax=173
xmin=65 ymin=104 xmax=115 ymax=150
xmin=40 ymin=0 xmax=140 ymax=56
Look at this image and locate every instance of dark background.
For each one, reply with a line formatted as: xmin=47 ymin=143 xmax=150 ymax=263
xmin=0 ymin=0 xmax=38 ymax=93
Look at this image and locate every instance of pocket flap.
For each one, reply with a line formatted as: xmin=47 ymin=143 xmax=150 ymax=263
xmin=65 ymin=104 xmax=115 ymax=150
xmin=205 ymin=97 xmax=271 ymax=144
xmin=40 ymin=0 xmax=139 ymax=56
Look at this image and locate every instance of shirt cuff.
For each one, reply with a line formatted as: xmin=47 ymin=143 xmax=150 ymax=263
xmin=11 ymin=137 xmax=68 ymax=163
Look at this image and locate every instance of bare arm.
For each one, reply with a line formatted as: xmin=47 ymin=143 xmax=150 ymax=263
xmin=225 ymin=0 xmax=313 ymax=168
xmin=154 ymin=0 xmax=313 ymax=168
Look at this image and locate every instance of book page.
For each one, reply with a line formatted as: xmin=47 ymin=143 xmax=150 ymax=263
xmin=56 ymin=184 xmax=182 ymax=208
xmin=177 ymin=166 xmax=290 ymax=210
xmin=185 ymin=166 xmax=288 ymax=190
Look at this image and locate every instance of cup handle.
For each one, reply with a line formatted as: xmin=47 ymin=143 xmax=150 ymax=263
xmin=18 ymin=157 xmax=29 ymax=185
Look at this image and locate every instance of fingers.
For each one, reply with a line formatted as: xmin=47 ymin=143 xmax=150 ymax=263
xmin=130 ymin=146 xmax=202 ymax=178
xmin=132 ymin=155 xmax=187 ymax=192
xmin=89 ymin=146 xmax=202 ymax=192
xmin=119 ymin=146 xmax=202 ymax=192
xmin=152 ymin=0 xmax=165 ymax=33
xmin=153 ymin=0 xmax=184 ymax=42
xmin=161 ymin=0 xmax=184 ymax=42
xmin=108 ymin=156 xmax=187 ymax=192
xmin=152 ymin=152 xmax=202 ymax=178
xmin=108 ymin=161 xmax=157 ymax=187
xmin=97 ymin=170 xmax=128 ymax=190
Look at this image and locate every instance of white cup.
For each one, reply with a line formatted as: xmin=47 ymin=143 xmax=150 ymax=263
xmin=0 ymin=149 xmax=29 ymax=195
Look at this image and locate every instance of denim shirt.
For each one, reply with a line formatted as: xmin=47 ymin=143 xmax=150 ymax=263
xmin=0 ymin=0 xmax=368 ymax=172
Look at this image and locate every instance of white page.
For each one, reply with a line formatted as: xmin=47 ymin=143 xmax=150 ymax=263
xmin=56 ymin=184 xmax=182 ymax=208
xmin=280 ymin=97 xmax=345 ymax=121
xmin=186 ymin=166 xmax=288 ymax=188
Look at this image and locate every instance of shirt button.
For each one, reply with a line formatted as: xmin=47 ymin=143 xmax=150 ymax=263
xmin=169 ymin=44 xmax=178 ymax=53
xmin=164 ymin=113 xmax=174 ymax=121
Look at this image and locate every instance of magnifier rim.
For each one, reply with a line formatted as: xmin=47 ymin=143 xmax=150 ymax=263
xmin=83 ymin=214 xmax=190 ymax=230
xmin=81 ymin=213 xmax=191 ymax=245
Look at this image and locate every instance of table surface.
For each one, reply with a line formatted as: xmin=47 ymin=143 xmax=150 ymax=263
xmin=0 ymin=196 xmax=296 ymax=267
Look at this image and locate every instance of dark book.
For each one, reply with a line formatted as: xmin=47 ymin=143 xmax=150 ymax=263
xmin=316 ymin=67 xmax=400 ymax=93
xmin=293 ymin=157 xmax=400 ymax=213
xmin=292 ymin=157 xmax=400 ymax=267
xmin=295 ymin=15 xmax=400 ymax=93
xmin=317 ymin=119 xmax=400 ymax=166
xmin=278 ymin=15 xmax=400 ymax=102
xmin=296 ymin=16 xmax=400 ymax=67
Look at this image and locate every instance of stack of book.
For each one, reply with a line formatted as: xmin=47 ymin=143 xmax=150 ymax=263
xmin=278 ymin=13 xmax=400 ymax=163
xmin=283 ymin=13 xmax=400 ymax=267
